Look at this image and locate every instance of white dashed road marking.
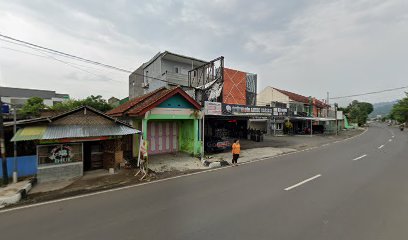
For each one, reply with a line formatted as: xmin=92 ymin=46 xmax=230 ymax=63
xmin=378 ymin=145 xmax=384 ymax=149
xmin=284 ymin=174 xmax=322 ymax=191
xmin=353 ymin=154 xmax=367 ymax=161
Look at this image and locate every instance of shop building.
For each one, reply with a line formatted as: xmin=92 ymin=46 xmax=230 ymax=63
xmin=203 ymin=102 xmax=288 ymax=151
xmin=257 ymin=86 xmax=332 ymax=134
xmin=10 ymin=106 xmax=140 ymax=182
xmin=108 ymin=86 xmax=202 ymax=157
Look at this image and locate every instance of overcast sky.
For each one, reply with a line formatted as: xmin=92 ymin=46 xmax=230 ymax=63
xmin=1 ymin=0 xmax=407 ymax=105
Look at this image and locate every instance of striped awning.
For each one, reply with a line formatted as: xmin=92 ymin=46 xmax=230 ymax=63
xmin=11 ymin=124 xmax=140 ymax=142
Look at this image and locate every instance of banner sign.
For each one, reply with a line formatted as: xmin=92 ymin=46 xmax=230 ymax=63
xmin=222 ymin=104 xmax=288 ymax=117
xmin=272 ymin=107 xmax=288 ymax=116
xmin=204 ymin=101 xmax=222 ymax=115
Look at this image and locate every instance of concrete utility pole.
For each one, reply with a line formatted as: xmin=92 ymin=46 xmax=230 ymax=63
xmin=0 ymin=99 xmax=9 ymax=185
xmin=335 ymin=103 xmax=339 ymax=135
xmin=13 ymin=106 xmax=18 ymax=183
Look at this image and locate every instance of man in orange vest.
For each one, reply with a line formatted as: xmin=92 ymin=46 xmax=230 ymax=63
xmin=231 ymin=139 xmax=240 ymax=166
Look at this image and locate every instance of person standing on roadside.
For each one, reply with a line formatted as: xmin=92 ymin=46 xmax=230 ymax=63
xmin=232 ymin=139 xmax=240 ymax=166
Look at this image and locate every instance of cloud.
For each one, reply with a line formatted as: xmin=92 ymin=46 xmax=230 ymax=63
xmin=0 ymin=0 xmax=407 ymax=103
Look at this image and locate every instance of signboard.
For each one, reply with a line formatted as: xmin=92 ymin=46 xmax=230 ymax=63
xmin=273 ymin=107 xmax=288 ymax=116
xmin=2 ymin=104 xmax=9 ymax=114
xmin=204 ymin=101 xmax=222 ymax=115
xmin=223 ymin=104 xmax=271 ymax=116
xmin=336 ymin=111 xmax=344 ymax=120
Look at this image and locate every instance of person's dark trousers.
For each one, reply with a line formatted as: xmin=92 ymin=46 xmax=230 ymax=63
xmin=232 ymin=154 xmax=239 ymax=164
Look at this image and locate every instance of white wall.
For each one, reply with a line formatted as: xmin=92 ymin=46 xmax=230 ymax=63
xmin=257 ymin=87 xmax=290 ymax=106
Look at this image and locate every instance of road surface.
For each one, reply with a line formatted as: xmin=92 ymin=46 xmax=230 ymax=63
xmin=1 ymin=123 xmax=407 ymax=240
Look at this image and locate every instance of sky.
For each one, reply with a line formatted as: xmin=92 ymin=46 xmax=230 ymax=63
xmin=0 ymin=0 xmax=407 ymax=106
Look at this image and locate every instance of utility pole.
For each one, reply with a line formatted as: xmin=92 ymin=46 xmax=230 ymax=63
xmin=13 ymin=106 xmax=18 ymax=183
xmin=335 ymin=103 xmax=339 ymax=135
xmin=0 ymin=99 xmax=9 ymax=185
xmin=326 ymin=92 xmax=329 ymax=105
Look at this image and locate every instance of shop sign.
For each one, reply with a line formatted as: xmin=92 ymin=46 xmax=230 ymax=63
xmin=222 ymin=104 xmax=288 ymax=116
xmin=273 ymin=107 xmax=288 ymax=116
xmin=204 ymin=101 xmax=222 ymax=115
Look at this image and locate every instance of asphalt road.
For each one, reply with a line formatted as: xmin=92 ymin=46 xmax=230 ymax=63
xmin=1 ymin=123 xmax=407 ymax=240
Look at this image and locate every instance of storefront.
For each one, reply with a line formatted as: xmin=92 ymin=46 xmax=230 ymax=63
xmin=203 ymin=102 xmax=288 ymax=151
xmin=107 ymin=86 xmax=202 ymax=157
xmin=11 ymin=106 xmax=139 ymax=182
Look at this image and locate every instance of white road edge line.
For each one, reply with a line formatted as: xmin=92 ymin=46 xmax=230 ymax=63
xmin=378 ymin=145 xmax=384 ymax=149
xmin=353 ymin=154 xmax=367 ymax=161
xmin=0 ymin=128 xmax=369 ymax=214
xmin=284 ymin=174 xmax=322 ymax=191
xmin=322 ymin=143 xmax=330 ymax=147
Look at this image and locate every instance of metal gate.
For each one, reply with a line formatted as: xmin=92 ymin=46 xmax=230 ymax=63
xmin=147 ymin=121 xmax=178 ymax=154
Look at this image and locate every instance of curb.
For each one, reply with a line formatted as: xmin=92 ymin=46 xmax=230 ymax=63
xmin=0 ymin=178 xmax=37 ymax=208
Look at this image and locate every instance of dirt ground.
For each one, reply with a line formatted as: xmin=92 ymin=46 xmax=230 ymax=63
xmin=11 ymin=128 xmax=364 ymax=207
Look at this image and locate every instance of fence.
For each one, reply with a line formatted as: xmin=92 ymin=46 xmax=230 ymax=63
xmin=0 ymin=155 xmax=37 ymax=179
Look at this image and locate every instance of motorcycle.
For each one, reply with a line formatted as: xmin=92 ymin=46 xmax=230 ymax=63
xmin=400 ymin=125 xmax=405 ymax=131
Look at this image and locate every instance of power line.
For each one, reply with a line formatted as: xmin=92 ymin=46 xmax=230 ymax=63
xmin=0 ymin=33 xmax=175 ymax=85
xmin=0 ymin=33 xmax=131 ymax=73
xmin=0 ymin=45 xmax=125 ymax=83
xmin=329 ymin=86 xmax=408 ymax=99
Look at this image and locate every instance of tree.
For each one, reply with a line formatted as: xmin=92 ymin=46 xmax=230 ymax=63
xmin=82 ymin=95 xmax=113 ymax=112
xmin=390 ymin=93 xmax=408 ymax=123
xmin=51 ymin=95 xmax=112 ymax=113
xmin=19 ymin=97 xmax=47 ymax=118
xmin=344 ymin=100 xmax=373 ymax=126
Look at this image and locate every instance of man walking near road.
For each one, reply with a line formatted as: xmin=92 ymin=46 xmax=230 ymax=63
xmin=232 ymin=139 xmax=240 ymax=166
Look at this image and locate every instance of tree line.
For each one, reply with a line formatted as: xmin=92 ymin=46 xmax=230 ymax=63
xmin=19 ymin=95 xmax=113 ymax=118
xmin=389 ymin=93 xmax=408 ymax=124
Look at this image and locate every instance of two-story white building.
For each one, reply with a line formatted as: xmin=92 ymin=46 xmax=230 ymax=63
xmin=129 ymin=51 xmax=208 ymax=99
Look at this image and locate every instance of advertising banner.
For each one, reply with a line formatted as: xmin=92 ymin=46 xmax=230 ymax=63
xmin=204 ymin=101 xmax=222 ymax=115
xmin=222 ymin=104 xmax=288 ymax=117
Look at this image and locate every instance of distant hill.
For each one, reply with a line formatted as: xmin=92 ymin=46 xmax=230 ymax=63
xmin=369 ymin=101 xmax=398 ymax=118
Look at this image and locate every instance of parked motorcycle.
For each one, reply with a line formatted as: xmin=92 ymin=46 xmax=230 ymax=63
xmin=400 ymin=125 xmax=405 ymax=131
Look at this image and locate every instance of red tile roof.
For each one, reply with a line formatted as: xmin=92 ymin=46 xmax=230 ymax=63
xmin=274 ymin=88 xmax=328 ymax=108
xmin=107 ymin=86 xmax=201 ymax=117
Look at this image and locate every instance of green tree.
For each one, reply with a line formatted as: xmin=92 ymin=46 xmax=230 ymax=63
xmin=19 ymin=97 xmax=47 ymax=118
xmin=390 ymin=93 xmax=408 ymax=123
xmin=82 ymin=95 xmax=113 ymax=112
xmin=344 ymin=100 xmax=373 ymax=126
xmin=51 ymin=95 xmax=112 ymax=113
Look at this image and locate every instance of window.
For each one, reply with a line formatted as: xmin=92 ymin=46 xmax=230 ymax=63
xmin=144 ymin=71 xmax=149 ymax=86
xmin=37 ymin=143 xmax=83 ymax=166
xmin=275 ymin=123 xmax=283 ymax=130
xmin=175 ymin=67 xmax=179 ymax=73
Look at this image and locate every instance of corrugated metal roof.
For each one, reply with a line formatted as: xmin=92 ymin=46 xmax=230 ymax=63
xmin=11 ymin=126 xmax=47 ymax=141
xmin=12 ymin=125 xmax=140 ymax=141
xmin=42 ymin=125 xmax=139 ymax=139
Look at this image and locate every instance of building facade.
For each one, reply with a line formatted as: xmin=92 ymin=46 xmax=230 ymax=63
xmin=10 ymin=106 xmax=139 ymax=182
xmin=129 ymin=51 xmax=208 ymax=99
xmin=109 ymin=86 xmax=202 ymax=157
xmin=257 ymin=86 xmax=333 ymax=134
xmin=0 ymin=86 xmax=69 ymax=107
